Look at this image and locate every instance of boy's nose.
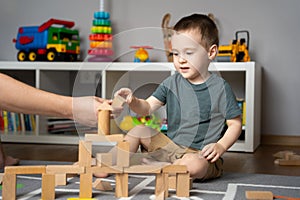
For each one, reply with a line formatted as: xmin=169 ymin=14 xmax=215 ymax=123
xmin=178 ymin=55 xmax=187 ymax=63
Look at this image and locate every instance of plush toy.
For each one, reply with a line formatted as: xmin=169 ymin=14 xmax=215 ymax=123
xmin=161 ymin=13 xmax=173 ymax=62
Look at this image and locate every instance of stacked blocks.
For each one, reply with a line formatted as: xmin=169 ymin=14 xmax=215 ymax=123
xmin=1 ymin=96 xmax=191 ymax=200
xmin=88 ymin=11 xmax=114 ymax=62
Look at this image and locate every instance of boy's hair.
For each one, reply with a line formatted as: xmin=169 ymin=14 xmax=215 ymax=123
xmin=173 ymin=13 xmax=219 ymax=50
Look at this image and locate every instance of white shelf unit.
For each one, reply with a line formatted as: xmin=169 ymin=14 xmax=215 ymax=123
xmin=0 ymin=61 xmax=261 ymax=152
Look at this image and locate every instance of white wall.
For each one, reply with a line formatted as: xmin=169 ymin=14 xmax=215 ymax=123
xmin=1 ymin=0 xmax=300 ymax=137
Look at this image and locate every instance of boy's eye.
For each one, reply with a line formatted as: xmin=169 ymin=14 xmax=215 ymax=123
xmin=186 ymin=51 xmax=194 ymax=55
xmin=172 ymin=52 xmax=179 ymax=56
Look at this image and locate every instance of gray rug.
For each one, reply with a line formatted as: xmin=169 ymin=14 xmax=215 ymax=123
xmin=1 ymin=160 xmax=300 ymax=200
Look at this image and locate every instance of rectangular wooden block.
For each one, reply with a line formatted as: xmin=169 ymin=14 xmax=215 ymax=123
xmin=98 ymin=110 xmax=110 ymax=135
xmin=162 ymin=165 xmax=187 ymax=173
xmin=46 ymin=165 xmax=85 ymax=174
xmin=41 ymin=173 xmax=56 ymax=200
xmin=2 ymin=173 xmax=16 ymax=200
xmin=5 ymin=165 xmax=46 ymax=174
xmin=85 ymin=134 xmax=124 ymax=143
xmin=276 ymin=159 xmax=300 ymax=166
xmin=79 ymin=140 xmax=92 ymax=167
xmin=117 ymin=141 xmax=130 ymax=168
xmin=96 ymin=153 xmax=113 ymax=167
xmin=176 ymin=172 xmax=190 ymax=197
xmin=124 ymin=165 xmax=162 ymax=174
xmin=55 ymin=174 xmax=67 ymax=186
xmin=168 ymin=175 xmax=176 ymax=190
xmin=115 ymin=173 xmax=128 ymax=198
xmin=245 ymin=191 xmax=273 ymax=200
xmin=79 ymin=172 xmax=93 ymax=198
xmin=112 ymin=95 xmax=126 ymax=107
xmin=155 ymin=173 xmax=168 ymax=199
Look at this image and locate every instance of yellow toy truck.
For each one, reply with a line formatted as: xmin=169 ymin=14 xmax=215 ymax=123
xmin=217 ymin=30 xmax=250 ymax=62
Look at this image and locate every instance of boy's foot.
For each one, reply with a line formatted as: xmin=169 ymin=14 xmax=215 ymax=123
xmin=0 ymin=156 xmax=19 ymax=172
xmin=93 ymin=172 xmax=109 ymax=178
xmin=142 ymin=157 xmax=171 ymax=167
xmin=5 ymin=156 xmax=19 ymax=166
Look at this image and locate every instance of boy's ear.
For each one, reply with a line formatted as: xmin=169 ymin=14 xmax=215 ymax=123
xmin=208 ymin=44 xmax=218 ymax=60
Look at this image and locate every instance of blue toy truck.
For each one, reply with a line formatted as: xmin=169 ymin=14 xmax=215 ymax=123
xmin=13 ymin=18 xmax=80 ymax=61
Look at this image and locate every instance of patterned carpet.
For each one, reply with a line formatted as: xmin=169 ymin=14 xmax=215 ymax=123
xmin=1 ymin=160 xmax=300 ymax=200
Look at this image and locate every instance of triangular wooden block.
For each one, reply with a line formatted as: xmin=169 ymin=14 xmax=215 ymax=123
xmin=92 ymin=178 xmax=113 ymax=191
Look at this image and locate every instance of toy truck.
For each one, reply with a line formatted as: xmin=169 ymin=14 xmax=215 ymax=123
xmin=13 ymin=18 xmax=80 ymax=61
xmin=217 ymin=30 xmax=250 ymax=62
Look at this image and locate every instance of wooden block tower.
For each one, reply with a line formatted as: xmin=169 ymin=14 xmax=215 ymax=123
xmin=1 ymin=95 xmax=191 ymax=199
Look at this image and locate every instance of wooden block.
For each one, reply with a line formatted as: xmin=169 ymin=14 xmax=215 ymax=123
xmin=168 ymin=174 xmax=193 ymax=190
xmin=124 ymin=165 xmax=162 ymax=174
xmin=112 ymin=95 xmax=126 ymax=107
xmin=5 ymin=165 xmax=46 ymax=174
xmin=273 ymin=150 xmax=294 ymax=158
xmin=274 ymin=159 xmax=300 ymax=166
xmin=67 ymin=198 xmax=97 ymax=200
xmin=46 ymin=165 xmax=85 ymax=174
xmin=176 ymin=172 xmax=190 ymax=197
xmin=41 ymin=173 xmax=56 ymax=200
xmin=162 ymin=165 xmax=187 ymax=173
xmin=0 ymin=173 xmax=3 ymax=184
xmin=97 ymin=101 xmax=113 ymax=111
xmin=92 ymin=178 xmax=113 ymax=191
xmin=55 ymin=174 xmax=67 ymax=186
xmin=156 ymin=191 xmax=166 ymax=200
xmin=79 ymin=172 xmax=93 ymax=198
xmin=287 ymin=154 xmax=300 ymax=160
xmin=98 ymin=110 xmax=111 ymax=135
xmin=2 ymin=173 xmax=16 ymax=200
xmin=245 ymin=191 xmax=273 ymax=200
xmin=115 ymin=173 xmax=129 ymax=198
xmin=155 ymin=172 xmax=168 ymax=199
xmin=79 ymin=140 xmax=92 ymax=167
xmin=168 ymin=175 xmax=176 ymax=189
xmin=117 ymin=141 xmax=130 ymax=168
xmin=85 ymin=134 xmax=124 ymax=143
xmin=96 ymin=153 xmax=113 ymax=167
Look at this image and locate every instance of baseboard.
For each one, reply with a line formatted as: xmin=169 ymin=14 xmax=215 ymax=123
xmin=261 ymin=135 xmax=300 ymax=146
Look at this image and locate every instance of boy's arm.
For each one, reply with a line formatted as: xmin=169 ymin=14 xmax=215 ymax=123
xmin=217 ymin=116 xmax=242 ymax=151
xmin=201 ymin=116 xmax=242 ymax=162
xmin=115 ymin=88 xmax=164 ymax=116
xmin=130 ymin=96 xmax=164 ymax=116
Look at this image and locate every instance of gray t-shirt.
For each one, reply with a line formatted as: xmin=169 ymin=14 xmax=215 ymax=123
xmin=152 ymin=72 xmax=242 ymax=150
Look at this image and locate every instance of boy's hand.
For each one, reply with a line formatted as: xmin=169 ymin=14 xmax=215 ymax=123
xmin=201 ymin=143 xmax=226 ymax=163
xmin=114 ymin=88 xmax=133 ymax=104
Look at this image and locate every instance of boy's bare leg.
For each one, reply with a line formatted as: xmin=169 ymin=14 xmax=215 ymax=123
xmin=0 ymin=142 xmax=19 ymax=170
xmin=125 ymin=125 xmax=155 ymax=153
xmin=141 ymin=157 xmax=171 ymax=166
xmin=173 ymin=153 xmax=209 ymax=179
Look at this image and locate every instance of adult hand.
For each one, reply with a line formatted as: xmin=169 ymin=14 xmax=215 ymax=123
xmin=201 ymin=143 xmax=226 ymax=163
xmin=72 ymin=96 xmax=107 ymax=127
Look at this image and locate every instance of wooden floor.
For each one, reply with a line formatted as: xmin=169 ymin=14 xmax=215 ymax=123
xmin=2 ymin=142 xmax=300 ymax=176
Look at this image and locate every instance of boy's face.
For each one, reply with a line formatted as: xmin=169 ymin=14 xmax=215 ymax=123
xmin=171 ymin=30 xmax=216 ymax=84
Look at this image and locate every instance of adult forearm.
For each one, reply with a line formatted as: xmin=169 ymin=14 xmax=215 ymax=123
xmin=0 ymin=73 xmax=72 ymax=119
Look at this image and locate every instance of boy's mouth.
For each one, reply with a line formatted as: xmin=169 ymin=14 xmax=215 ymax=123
xmin=180 ymin=67 xmax=190 ymax=72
